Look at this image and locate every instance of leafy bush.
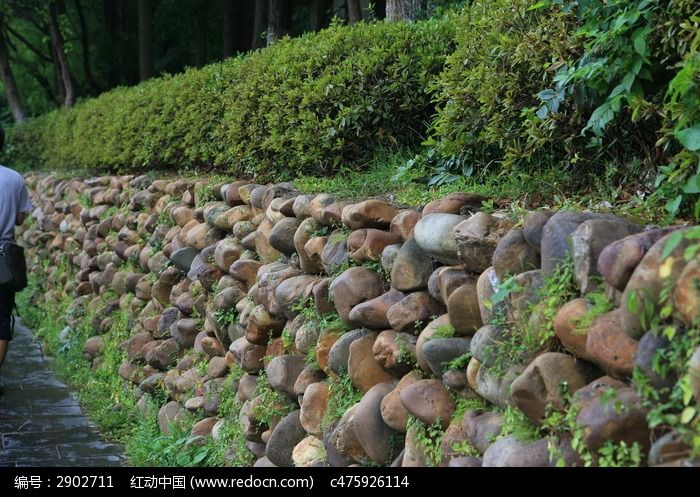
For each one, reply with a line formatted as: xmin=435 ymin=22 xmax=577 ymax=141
xmin=424 ymin=0 xmax=700 ymax=220
xmin=430 ymin=0 xmax=577 ymax=169
xmin=3 ymin=18 xmax=455 ymax=178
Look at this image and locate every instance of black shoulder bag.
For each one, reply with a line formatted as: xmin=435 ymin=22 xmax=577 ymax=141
xmin=0 ymin=241 xmax=28 ymax=292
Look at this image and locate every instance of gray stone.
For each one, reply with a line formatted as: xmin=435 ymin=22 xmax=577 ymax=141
xmin=421 ymin=337 xmax=472 ymax=377
xmin=269 ymin=217 xmax=302 ymax=256
xmin=454 ymin=212 xmax=515 ymax=273
xmin=523 ymin=210 xmax=553 ymax=249
xmin=265 ymin=354 xmax=306 ymax=397
xmin=413 ymin=213 xmax=466 ymax=265
xmin=328 ymin=329 xmax=372 ymax=375
xmin=381 ymin=244 xmax=402 ymax=276
xmin=266 ymin=410 xmax=306 ymax=467
xmin=541 ymin=211 xmax=622 ymax=278
xmin=492 ymin=228 xmax=540 ymax=280
xmin=353 ymin=382 xmax=399 ymax=464
xmin=391 ymin=238 xmax=436 ymax=292
xmin=462 ymin=410 xmax=503 ymax=454
xmin=571 ymin=218 xmax=644 ymax=293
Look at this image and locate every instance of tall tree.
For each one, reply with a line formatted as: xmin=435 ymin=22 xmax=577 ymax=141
xmin=251 ymin=0 xmax=267 ymax=49
xmin=266 ymin=0 xmax=291 ymax=46
xmin=138 ymin=0 xmax=154 ymax=81
xmin=49 ymin=0 xmax=75 ymax=107
xmin=0 ymin=12 xmax=26 ymax=122
xmin=222 ymin=0 xmax=235 ymax=58
xmin=309 ymin=0 xmax=331 ymax=31
xmin=373 ymin=0 xmax=386 ymax=20
xmin=195 ymin=2 xmax=208 ymax=67
xmin=346 ymin=0 xmax=362 ymax=24
xmin=386 ymin=0 xmax=421 ymax=21
xmin=74 ymin=0 xmax=97 ymax=94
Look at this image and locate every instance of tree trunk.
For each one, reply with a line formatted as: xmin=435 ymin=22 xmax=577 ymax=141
xmin=138 ymin=0 xmax=154 ymax=81
xmin=266 ymin=0 xmax=291 ymax=46
xmin=347 ymin=0 xmax=362 ymax=24
xmin=104 ymin=0 xmax=121 ymax=87
xmin=74 ymin=0 xmax=97 ymax=94
xmin=222 ymin=0 xmax=235 ymax=58
xmin=309 ymin=0 xmax=331 ymax=31
xmin=49 ymin=0 xmax=76 ymax=108
xmin=386 ymin=0 xmax=421 ymax=21
xmin=196 ymin=4 xmax=208 ymax=67
xmin=0 ymin=14 xmax=26 ymax=123
xmin=251 ymin=0 xmax=267 ymax=49
xmin=373 ymin=0 xmax=386 ymax=20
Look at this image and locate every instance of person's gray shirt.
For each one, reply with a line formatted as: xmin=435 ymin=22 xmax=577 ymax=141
xmin=0 ymin=165 xmax=33 ymax=242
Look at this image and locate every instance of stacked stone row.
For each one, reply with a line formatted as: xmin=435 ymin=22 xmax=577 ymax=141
xmin=19 ymin=173 xmax=700 ymax=467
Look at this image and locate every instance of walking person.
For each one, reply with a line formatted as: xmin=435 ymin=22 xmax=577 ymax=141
xmin=0 ymin=127 xmax=33 ymax=395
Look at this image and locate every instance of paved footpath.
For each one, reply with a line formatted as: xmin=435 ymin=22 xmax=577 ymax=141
xmin=0 ymin=321 xmax=124 ymax=467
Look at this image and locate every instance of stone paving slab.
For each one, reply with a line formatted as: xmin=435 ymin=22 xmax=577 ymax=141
xmin=0 ymin=321 xmax=124 ymax=467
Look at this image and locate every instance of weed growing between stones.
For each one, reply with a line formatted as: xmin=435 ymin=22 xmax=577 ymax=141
xmin=406 ymin=415 xmax=445 ymax=467
xmin=443 ymin=351 xmax=471 ymax=371
xmin=322 ymin=374 xmax=363 ymax=429
xmin=291 ymin=297 xmax=348 ymax=333
xmin=484 ymin=256 xmax=579 ymax=378
xmin=251 ymin=372 xmax=294 ymax=427
xmin=496 ymin=406 xmax=540 ymax=444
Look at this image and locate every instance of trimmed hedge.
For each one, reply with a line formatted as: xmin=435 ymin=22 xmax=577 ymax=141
xmin=2 ymin=18 xmax=455 ymax=177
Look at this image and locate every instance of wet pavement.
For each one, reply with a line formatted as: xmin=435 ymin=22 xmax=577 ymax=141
xmin=0 ymin=321 xmax=124 ymax=467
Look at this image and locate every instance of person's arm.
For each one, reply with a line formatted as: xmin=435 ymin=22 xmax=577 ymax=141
xmin=16 ymin=178 xmax=33 ymax=227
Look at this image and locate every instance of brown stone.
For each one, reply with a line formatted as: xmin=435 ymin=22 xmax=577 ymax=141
xmin=230 ymin=337 xmax=266 ymax=373
xmin=585 ymin=309 xmax=639 ymax=379
xmin=347 ymin=228 xmax=398 ymax=263
xmin=390 ymin=210 xmax=421 ymax=242
xmin=400 ymin=379 xmax=456 ymax=429
xmin=348 ymin=333 xmax=395 ymax=393
xmin=387 ymin=291 xmax=444 ymax=334
xmin=446 ymin=281 xmax=482 ymax=336
xmin=341 ymin=200 xmax=398 ymax=230
xmin=674 ymin=259 xmax=700 ymax=325
xmin=300 ymin=382 xmax=329 ymax=436
xmin=553 ymin=298 xmax=590 ymax=359
xmin=329 ymin=267 xmax=385 ymax=325
xmin=574 ymin=378 xmax=650 ymax=454
xmin=294 ymin=218 xmax=325 ymax=274
xmin=316 ymin=329 xmax=340 ymax=375
xmin=492 ymin=228 xmax=540 ymax=280
xmin=597 ymin=227 xmax=678 ymax=291
xmin=380 ymin=371 xmax=421 ymax=432
xmin=510 ymin=352 xmax=600 ymax=423
xmin=372 ymin=329 xmax=416 ymax=377
xmin=348 ymin=289 xmax=405 ymax=329
xmin=428 ymin=265 xmax=472 ymax=306
xmin=454 ymin=212 xmax=515 ymax=273
xmin=423 ymin=192 xmax=487 ymax=216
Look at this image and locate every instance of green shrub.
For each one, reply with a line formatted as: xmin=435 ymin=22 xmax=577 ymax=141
xmin=430 ymin=0 xmax=576 ymax=169
xmin=3 ymin=18 xmax=455 ymax=177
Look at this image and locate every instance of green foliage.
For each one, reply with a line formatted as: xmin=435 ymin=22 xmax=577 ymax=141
xmin=4 ymin=18 xmax=455 ymax=177
xmin=444 ymin=351 xmax=471 ymax=371
xmin=430 ymin=323 xmax=456 ymax=339
xmin=430 ymin=0 xmax=577 ymax=170
xmin=213 ymin=307 xmax=238 ymax=328
xmin=323 ymin=374 xmax=363 ymax=428
xmin=251 ymin=373 xmax=295 ymax=427
xmin=406 ymin=416 xmax=445 ymax=467
xmin=497 ymin=406 xmax=541 ymax=443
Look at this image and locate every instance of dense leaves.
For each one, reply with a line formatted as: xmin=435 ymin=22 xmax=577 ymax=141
xmin=2 ymin=18 xmax=455 ymax=177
